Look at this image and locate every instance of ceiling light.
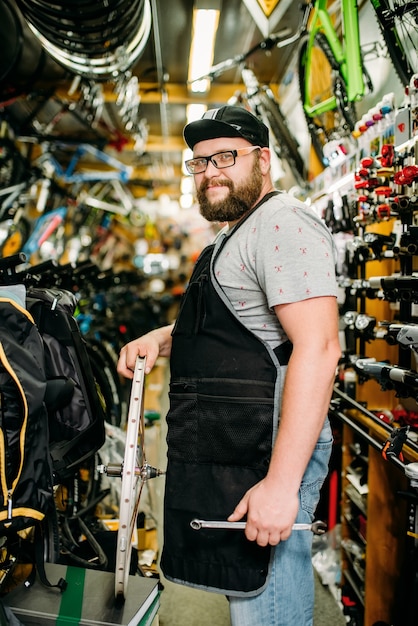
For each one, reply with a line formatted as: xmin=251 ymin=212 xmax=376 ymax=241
xmin=186 ymin=103 xmax=208 ymax=123
xmin=188 ymin=5 xmax=220 ymax=93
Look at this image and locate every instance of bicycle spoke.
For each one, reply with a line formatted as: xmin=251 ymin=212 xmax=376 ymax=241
xmin=389 ymin=1 xmax=418 ymax=81
xmin=371 ymin=0 xmax=418 ymax=86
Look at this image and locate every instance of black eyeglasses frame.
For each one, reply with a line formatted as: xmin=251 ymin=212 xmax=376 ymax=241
xmin=184 ymin=146 xmax=261 ymax=175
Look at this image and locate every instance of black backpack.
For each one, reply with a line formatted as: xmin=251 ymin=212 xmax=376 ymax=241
xmin=0 ymin=286 xmax=67 ymax=596
xmin=0 ymin=283 xmax=107 ymax=595
xmin=25 ymin=286 xmax=106 ymax=482
xmin=0 ymin=287 xmax=55 ymax=533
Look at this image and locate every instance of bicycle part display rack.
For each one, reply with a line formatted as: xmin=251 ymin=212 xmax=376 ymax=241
xmin=4 ymin=563 xmax=159 ymax=626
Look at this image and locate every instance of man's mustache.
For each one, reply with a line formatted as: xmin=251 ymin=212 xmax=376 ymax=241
xmin=200 ymin=178 xmax=233 ymax=192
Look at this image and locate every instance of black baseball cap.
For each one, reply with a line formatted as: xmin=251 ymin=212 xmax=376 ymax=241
xmin=184 ymin=105 xmax=269 ymax=150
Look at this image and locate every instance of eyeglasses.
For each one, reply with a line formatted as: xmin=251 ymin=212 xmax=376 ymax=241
xmin=185 ymin=146 xmax=261 ymax=175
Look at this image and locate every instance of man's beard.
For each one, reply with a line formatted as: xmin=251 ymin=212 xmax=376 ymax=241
xmin=196 ymin=156 xmax=263 ymax=222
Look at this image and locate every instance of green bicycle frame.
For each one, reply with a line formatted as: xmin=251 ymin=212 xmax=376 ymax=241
xmin=302 ymin=0 xmax=365 ymax=118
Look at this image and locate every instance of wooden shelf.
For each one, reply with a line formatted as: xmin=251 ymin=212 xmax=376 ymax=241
xmin=340 ymin=410 xmax=413 ymax=625
xmin=343 ymin=513 xmax=366 ymax=545
xmin=343 ymin=568 xmax=365 ymax=606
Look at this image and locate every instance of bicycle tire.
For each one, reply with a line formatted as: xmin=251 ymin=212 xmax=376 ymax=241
xmin=86 ymin=341 xmax=123 ymax=427
xmin=115 ymin=355 xmax=147 ymax=601
xmin=0 ymin=139 xmax=26 ymax=189
xmin=298 ymin=31 xmax=357 ymax=166
xmin=39 ymin=507 xmax=60 ymax=565
xmin=369 ymin=0 xmax=417 ymax=87
xmin=0 ymin=218 xmax=31 ymax=257
xmin=0 ymin=0 xmax=22 ymax=83
xmin=255 ymin=89 xmax=309 ymax=189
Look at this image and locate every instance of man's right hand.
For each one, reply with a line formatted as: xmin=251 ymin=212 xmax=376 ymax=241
xmin=117 ymin=324 xmax=174 ymax=377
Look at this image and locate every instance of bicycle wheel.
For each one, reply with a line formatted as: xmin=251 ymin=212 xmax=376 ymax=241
xmin=86 ymin=340 xmax=123 ymax=427
xmin=0 ymin=139 xmax=26 ymax=189
xmin=39 ymin=506 xmax=61 ymax=565
xmin=115 ymin=355 xmax=147 ymax=602
xmin=370 ymin=0 xmax=417 ymax=87
xmin=256 ymin=88 xmax=309 ymax=189
xmin=298 ymin=31 xmax=357 ymax=166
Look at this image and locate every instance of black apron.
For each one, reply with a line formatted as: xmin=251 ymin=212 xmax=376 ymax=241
xmin=161 ymin=193 xmax=292 ymax=595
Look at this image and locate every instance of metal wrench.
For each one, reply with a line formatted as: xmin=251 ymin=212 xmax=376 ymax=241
xmin=190 ymin=519 xmax=327 ymax=535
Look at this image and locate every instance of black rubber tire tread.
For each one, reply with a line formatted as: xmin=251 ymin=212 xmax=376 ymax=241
xmin=298 ymin=31 xmax=357 ymax=166
xmin=0 ymin=0 xmax=22 ymax=83
xmin=39 ymin=506 xmax=60 ymax=564
xmin=369 ymin=0 xmax=417 ymax=87
xmin=16 ymin=0 xmax=144 ymax=55
xmin=86 ymin=341 xmax=122 ymax=427
xmin=0 ymin=139 xmax=26 ymax=188
xmin=256 ymin=89 xmax=308 ymax=188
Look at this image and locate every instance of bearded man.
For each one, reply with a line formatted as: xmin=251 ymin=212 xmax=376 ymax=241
xmin=118 ymin=106 xmax=341 ymax=626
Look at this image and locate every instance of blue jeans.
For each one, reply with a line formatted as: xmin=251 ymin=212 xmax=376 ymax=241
xmin=228 ymin=419 xmax=333 ymax=626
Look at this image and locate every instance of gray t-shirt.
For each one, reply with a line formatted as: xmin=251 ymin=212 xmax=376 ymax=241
xmin=214 ymin=192 xmax=338 ymax=349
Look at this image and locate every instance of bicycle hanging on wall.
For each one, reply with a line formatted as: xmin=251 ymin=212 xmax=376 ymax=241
xmin=298 ymin=0 xmax=417 ymax=166
xmin=191 ymin=28 xmax=310 ymax=191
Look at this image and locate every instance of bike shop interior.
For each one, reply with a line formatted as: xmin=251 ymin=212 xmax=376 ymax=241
xmin=0 ymin=1 xmax=417 ymax=625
